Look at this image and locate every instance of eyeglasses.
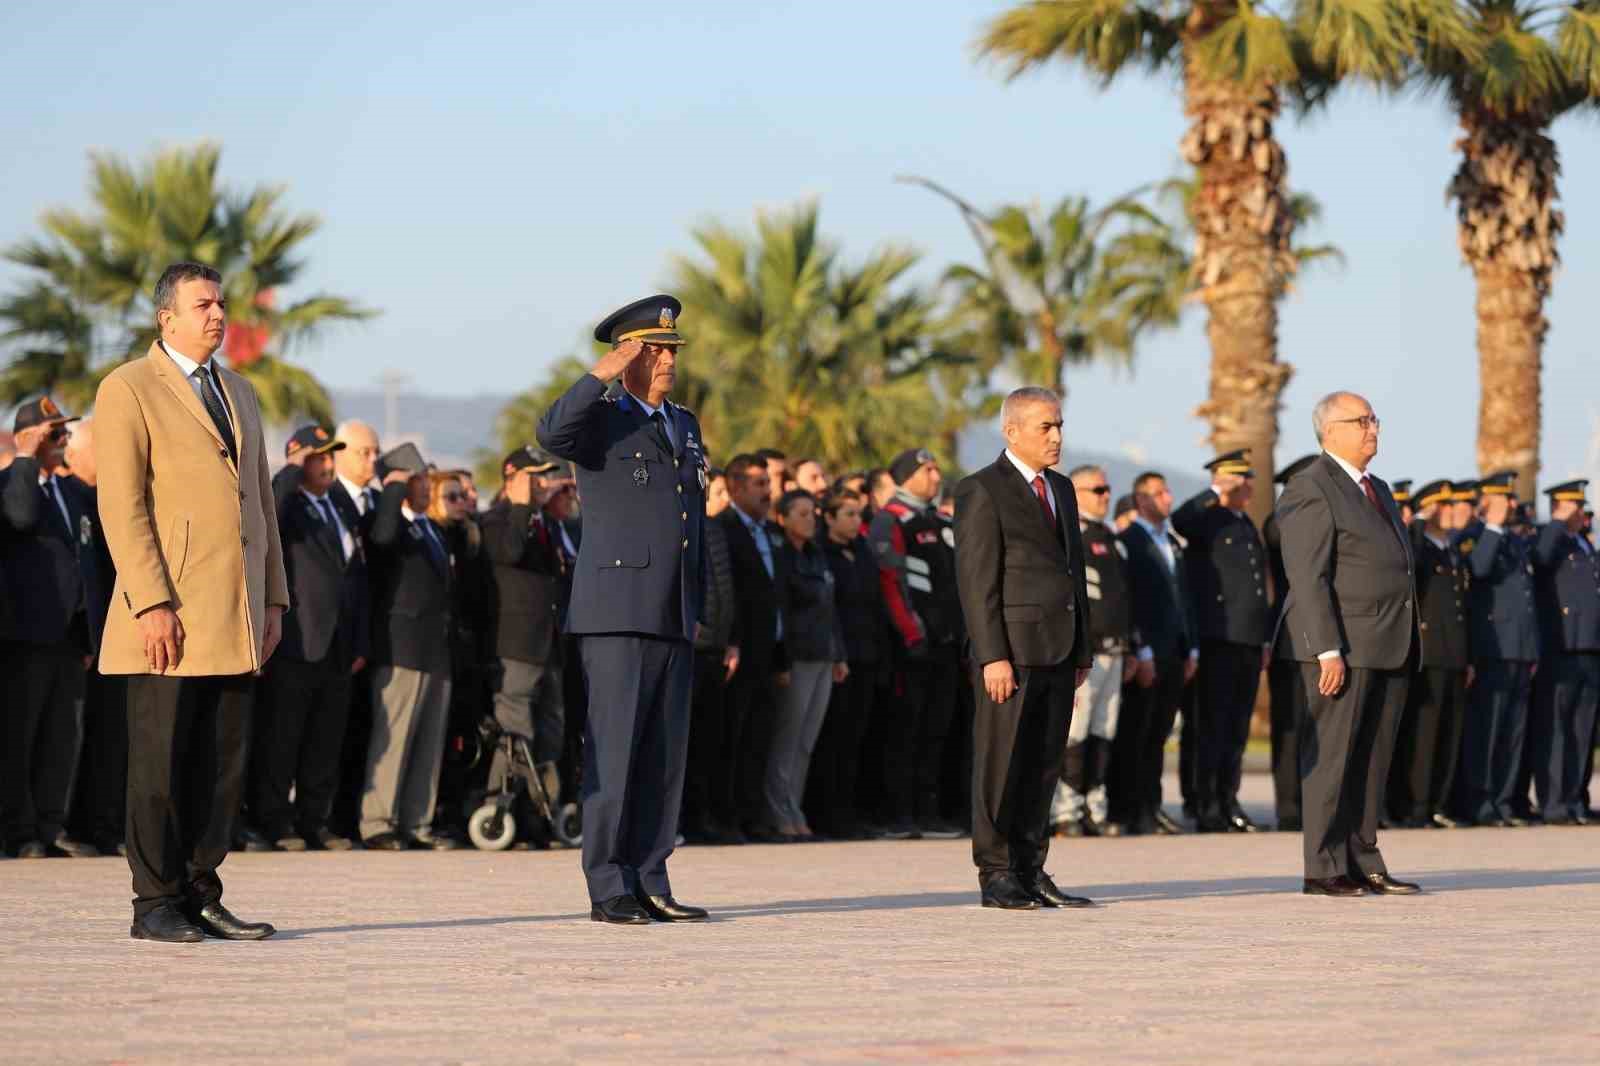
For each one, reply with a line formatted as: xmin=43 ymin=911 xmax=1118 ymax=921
xmin=1080 ymin=485 xmax=1111 ymax=496
xmin=441 ymin=492 xmax=465 ymax=502
xmin=1330 ymin=415 xmax=1381 ymax=432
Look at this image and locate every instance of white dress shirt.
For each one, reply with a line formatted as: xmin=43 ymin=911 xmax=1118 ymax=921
xmin=1004 ymin=449 xmax=1057 ymax=520
xmin=161 ymin=341 xmax=234 ymax=435
xmin=338 ymin=473 xmax=378 ymax=515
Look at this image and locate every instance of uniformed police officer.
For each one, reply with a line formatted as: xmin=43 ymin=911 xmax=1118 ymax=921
xmin=1387 ymin=480 xmax=1470 ymax=828
xmin=1264 ymin=453 xmax=1317 ymax=831
xmin=1172 ymin=450 xmax=1272 ymax=833
xmin=537 ymin=295 xmax=709 ymax=925
xmin=1455 ymin=471 xmax=1540 ymax=827
xmin=1529 ymin=480 xmax=1600 ymax=824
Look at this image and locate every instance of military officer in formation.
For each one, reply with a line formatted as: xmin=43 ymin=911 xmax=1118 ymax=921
xmin=1172 ymin=450 xmax=1271 ymax=833
xmin=1264 ymin=454 xmax=1318 ymax=831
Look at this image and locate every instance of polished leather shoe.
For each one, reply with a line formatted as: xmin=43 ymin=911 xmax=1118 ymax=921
xmin=130 ymin=905 xmax=204 ymax=943
xmin=1364 ymin=872 xmax=1420 ymax=895
xmin=1303 ymin=876 xmax=1368 ymax=897
xmin=1019 ymin=872 xmax=1094 ymax=908
xmin=14 ymin=840 xmax=48 ymax=859
xmin=194 ymin=902 xmax=275 ymax=940
xmin=591 ymin=895 xmax=652 ymax=925
xmin=409 ymin=830 xmax=464 ymax=850
xmin=308 ymin=828 xmax=354 ymax=851
xmin=1153 ymin=809 xmax=1185 ymax=835
xmin=233 ymin=826 xmax=273 ymax=852
xmin=273 ymin=833 xmax=308 ymax=852
xmin=362 ymin=832 xmax=408 ymax=851
xmin=980 ymin=873 xmax=1041 ymax=910
xmin=635 ymin=892 xmax=708 ymax=922
xmin=1229 ymin=808 xmax=1262 ymax=833
xmin=1503 ymin=815 xmax=1530 ymax=828
xmin=1084 ymin=817 xmax=1123 ymax=838
xmin=47 ymin=833 xmax=99 ymax=858
xmin=1430 ymin=813 xmax=1459 ymax=829
xmin=1054 ymin=818 xmax=1084 ymax=838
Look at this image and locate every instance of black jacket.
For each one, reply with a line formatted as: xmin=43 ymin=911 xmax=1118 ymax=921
xmin=953 ymin=454 xmax=1090 ymax=670
xmin=1274 ymin=454 xmax=1418 ymax=670
xmin=824 ymin=535 xmax=888 ymax=666
xmin=1532 ymin=522 xmax=1600 ymax=653
xmin=1171 ymin=488 xmax=1272 ymax=646
xmin=1411 ymin=526 xmax=1470 ymax=670
xmin=718 ymin=506 xmax=789 ymax=674
xmin=695 ymin=515 xmax=738 ymax=652
xmin=779 ymin=536 xmax=844 ymax=663
xmin=366 ymin=482 xmax=453 ymax=675
xmin=1120 ymin=519 xmax=1197 ymax=662
xmin=480 ymin=499 xmax=563 ymax=666
xmin=1080 ymin=519 xmax=1134 ymax=653
xmin=445 ymin=519 xmax=494 ymax=672
xmin=274 ymin=485 xmax=371 ymax=668
xmin=0 ymin=458 xmax=110 ymax=652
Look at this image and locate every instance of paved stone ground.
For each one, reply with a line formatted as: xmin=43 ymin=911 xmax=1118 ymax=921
xmin=4 ymin=772 xmax=1599 ymax=1065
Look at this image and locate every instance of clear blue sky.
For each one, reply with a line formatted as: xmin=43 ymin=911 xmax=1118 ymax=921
xmin=2 ymin=1 xmax=1597 ymax=490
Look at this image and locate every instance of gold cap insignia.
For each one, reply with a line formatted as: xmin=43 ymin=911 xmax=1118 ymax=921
xmin=659 ymin=307 xmax=675 ymax=330
xmin=40 ymin=397 xmax=59 ymax=417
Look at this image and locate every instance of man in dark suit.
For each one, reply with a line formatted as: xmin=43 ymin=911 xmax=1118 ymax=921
xmin=0 ymin=397 xmax=105 ymax=858
xmin=361 ymin=451 xmax=460 ymax=850
xmin=715 ymin=453 xmax=788 ymax=842
xmin=1264 ymin=454 xmax=1318 ymax=831
xmin=1530 ymin=480 xmax=1600 ymax=824
xmin=480 ymin=447 xmax=570 ymax=808
xmin=327 ymin=419 xmax=383 ymax=840
xmin=538 ymin=294 xmax=709 ymax=925
xmin=953 ymin=386 xmax=1093 ymax=910
xmin=1276 ymin=391 xmax=1420 ymax=897
xmin=1172 ymin=450 xmax=1273 ymax=833
xmin=252 ymin=426 xmax=369 ymax=852
xmin=1112 ymin=471 xmax=1198 ymax=835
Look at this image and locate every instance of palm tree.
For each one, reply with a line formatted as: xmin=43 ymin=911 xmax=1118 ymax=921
xmin=1 ymin=143 xmax=374 ymax=423
xmin=1419 ymin=0 xmax=1600 ymax=496
xmin=903 ymin=176 xmax=1189 ymax=399
xmin=977 ymin=0 xmax=1444 ymax=507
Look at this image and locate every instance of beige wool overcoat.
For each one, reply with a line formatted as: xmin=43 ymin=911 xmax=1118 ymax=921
xmin=94 ymin=342 xmax=290 ymax=676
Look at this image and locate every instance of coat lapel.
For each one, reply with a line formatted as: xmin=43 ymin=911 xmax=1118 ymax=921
xmin=993 ymin=453 xmax=1067 ymax=563
xmin=148 ymin=344 xmax=238 ymax=477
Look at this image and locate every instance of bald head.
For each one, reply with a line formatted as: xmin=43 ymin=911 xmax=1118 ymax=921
xmin=64 ymin=418 xmax=97 ymax=486
xmin=335 ymin=419 xmax=380 ymax=485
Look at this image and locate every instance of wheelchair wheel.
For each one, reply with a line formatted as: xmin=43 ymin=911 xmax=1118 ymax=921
xmin=553 ymin=802 xmax=583 ymax=847
xmin=468 ymin=802 xmax=516 ymax=851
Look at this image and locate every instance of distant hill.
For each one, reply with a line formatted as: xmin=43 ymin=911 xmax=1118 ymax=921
xmin=958 ymin=422 xmax=1208 ymax=502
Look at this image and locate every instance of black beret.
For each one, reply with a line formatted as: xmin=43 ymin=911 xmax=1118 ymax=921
xmin=889 ymin=447 xmax=936 ymax=485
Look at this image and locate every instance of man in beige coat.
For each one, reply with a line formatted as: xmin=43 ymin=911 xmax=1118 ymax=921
xmin=96 ymin=261 xmax=290 ymax=944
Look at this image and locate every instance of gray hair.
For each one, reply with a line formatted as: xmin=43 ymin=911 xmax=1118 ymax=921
xmin=1067 ymin=464 xmax=1105 ymax=483
xmin=153 ymin=262 xmax=222 ymax=324
xmin=1001 ymin=386 xmax=1061 ymax=427
xmin=1311 ymin=391 xmax=1367 ymax=444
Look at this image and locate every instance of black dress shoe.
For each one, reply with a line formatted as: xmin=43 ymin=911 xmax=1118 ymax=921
xmin=1302 ymin=876 xmax=1368 ymax=897
xmin=1054 ymin=819 xmax=1084 ymax=838
xmin=918 ymin=818 xmax=964 ymax=840
xmin=273 ymin=833 xmax=308 ymax=852
xmin=635 ymin=891 xmax=708 ymax=922
xmin=362 ymin=832 xmax=409 ymax=851
xmin=1153 ymin=809 xmax=1185 ymax=835
xmin=130 ymin=905 xmax=204 ymax=943
xmin=409 ymin=830 xmax=464 ymax=850
xmin=1430 ymin=813 xmax=1459 ymax=829
xmin=194 ymin=902 xmax=276 ymax=940
xmin=1229 ymin=806 xmax=1262 ymax=833
xmin=591 ymin=895 xmax=652 ymax=925
xmin=46 ymin=833 xmax=99 ymax=858
xmin=1364 ymin=873 xmax=1420 ymax=895
xmin=980 ymin=873 xmax=1041 ymax=910
xmin=1084 ymin=817 xmax=1124 ymax=838
xmin=307 ymin=827 xmax=354 ymax=851
xmin=1019 ymin=871 xmax=1094 ymax=908
xmin=1503 ymin=815 xmax=1530 ymax=828
xmin=14 ymin=840 xmax=48 ymax=859
xmin=233 ymin=826 xmax=273 ymax=853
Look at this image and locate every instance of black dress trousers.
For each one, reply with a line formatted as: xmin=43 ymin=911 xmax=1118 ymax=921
xmin=1108 ymin=657 xmax=1185 ymax=831
xmin=125 ymin=674 xmax=254 ymax=918
xmin=1298 ymin=664 xmax=1407 ymax=880
xmin=1194 ymin=639 xmax=1263 ymax=820
xmin=682 ymin=647 xmax=729 ymax=832
xmin=1267 ymin=659 xmax=1305 ymax=826
xmin=1388 ymin=666 xmax=1467 ymax=824
xmin=970 ymin=659 xmax=1074 ymax=878
xmin=883 ymin=648 xmax=961 ymax=827
xmin=252 ymin=655 xmax=352 ymax=837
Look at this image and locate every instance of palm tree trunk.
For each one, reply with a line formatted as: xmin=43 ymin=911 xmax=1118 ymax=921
xmin=1180 ymin=8 xmax=1297 ymax=530
xmin=1449 ymin=111 xmax=1560 ymax=498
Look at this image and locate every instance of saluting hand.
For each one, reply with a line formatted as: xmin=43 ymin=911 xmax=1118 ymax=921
xmin=590 ymin=338 xmax=645 ymax=383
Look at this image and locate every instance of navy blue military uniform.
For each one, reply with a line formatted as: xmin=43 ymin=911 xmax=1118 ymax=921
xmin=1455 ymin=472 xmax=1540 ymax=825
xmin=1264 ymin=454 xmax=1318 ymax=830
xmin=1530 ymin=480 xmax=1600 ymax=823
xmin=1171 ymin=450 xmax=1271 ymax=833
xmin=537 ymin=297 xmax=707 ymax=907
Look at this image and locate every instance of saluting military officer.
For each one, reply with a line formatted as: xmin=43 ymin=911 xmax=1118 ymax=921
xmin=1386 ymin=480 xmax=1471 ymax=828
xmin=1171 ymin=449 xmax=1272 ymax=833
xmin=1263 ymin=453 xmax=1318 ymax=831
xmin=1454 ymin=470 xmax=1540 ymax=827
xmin=1529 ymin=480 xmax=1600 ymax=825
xmin=537 ymin=295 xmax=710 ymax=925
xmin=1391 ymin=480 xmax=1414 ymax=529
xmin=1447 ymin=480 xmax=1478 ymax=532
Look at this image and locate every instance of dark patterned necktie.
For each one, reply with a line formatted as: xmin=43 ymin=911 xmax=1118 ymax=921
xmin=195 ymin=364 xmax=237 ymax=461
xmin=649 ymin=410 xmax=672 ymax=454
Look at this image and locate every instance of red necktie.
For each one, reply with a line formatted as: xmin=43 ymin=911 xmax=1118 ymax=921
xmin=1031 ymin=475 xmax=1055 ymax=531
xmin=1360 ymin=476 xmax=1400 ymax=542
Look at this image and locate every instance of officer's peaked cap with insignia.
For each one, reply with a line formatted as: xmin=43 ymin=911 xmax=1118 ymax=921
xmin=594 ymin=294 xmax=684 ymax=347
xmin=13 ymin=395 xmax=81 ymax=434
xmin=1273 ymin=454 xmax=1318 ymax=485
xmin=503 ymin=445 xmax=561 ymax=476
xmin=1544 ymin=479 xmax=1588 ymax=502
xmin=1479 ymin=470 xmax=1517 ymax=496
xmin=285 ymin=423 xmax=345 ymax=458
xmin=889 ymin=447 xmax=936 ymax=485
xmin=1450 ymin=478 xmax=1479 ymax=502
xmin=1204 ymin=449 xmax=1254 ymax=477
xmin=1391 ymin=479 xmax=1412 ymax=503
xmin=1412 ymin=480 xmax=1453 ymax=509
